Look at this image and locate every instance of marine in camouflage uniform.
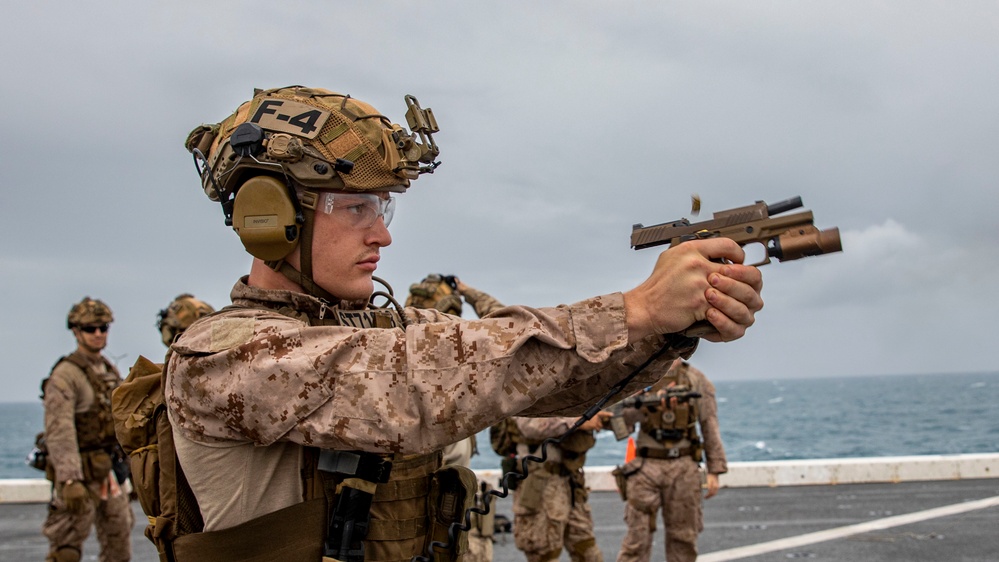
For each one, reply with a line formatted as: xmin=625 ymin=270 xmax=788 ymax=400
xmin=168 ymin=85 xmax=762 ymax=562
xmin=42 ymin=298 xmax=133 ymax=562
xmin=510 ymin=415 xmax=607 ymax=562
xmin=615 ymin=360 xmax=727 ymax=562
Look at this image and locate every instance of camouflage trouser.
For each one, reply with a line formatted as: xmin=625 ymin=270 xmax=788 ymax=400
xmin=466 ymin=525 xmax=493 ymax=562
xmin=42 ymin=477 xmax=133 ymax=562
xmin=615 ymin=456 xmax=702 ymax=562
xmin=512 ymin=465 xmax=602 ymax=562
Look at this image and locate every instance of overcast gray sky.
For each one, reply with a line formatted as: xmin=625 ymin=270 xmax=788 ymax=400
xmin=2 ymin=2 xmax=997 ymax=402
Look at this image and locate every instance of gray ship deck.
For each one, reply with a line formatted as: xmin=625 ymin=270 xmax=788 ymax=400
xmin=2 ymin=478 xmax=996 ymax=561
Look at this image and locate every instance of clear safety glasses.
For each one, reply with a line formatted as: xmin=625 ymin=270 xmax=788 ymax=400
xmin=321 ymin=192 xmax=396 ymax=229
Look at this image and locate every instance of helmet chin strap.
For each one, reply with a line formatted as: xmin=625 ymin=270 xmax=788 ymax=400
xmin=265 ymin=190 xmax=341 ymax=304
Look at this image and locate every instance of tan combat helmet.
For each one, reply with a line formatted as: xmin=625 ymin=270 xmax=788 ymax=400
xmin=406 ymin=274 xmax=462 ymax=316
xmin=157 ymin=294 xmax=215 ymax=347
xmin=184 ymin=86 xmax=441 ymax=303
xmin=67 ymin=297 xmax=114 ymax=329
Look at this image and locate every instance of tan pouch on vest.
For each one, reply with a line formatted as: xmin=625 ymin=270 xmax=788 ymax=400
xmin=81 ymin=449 xmax=113 ymax=482
xmin=426 ymin=465 xmax=477 ymax=562
xmin=517 ymin=466 xmax=552 ymax=513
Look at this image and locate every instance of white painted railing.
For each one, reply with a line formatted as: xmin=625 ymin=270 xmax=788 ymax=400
xmin=4 ymin=453 xmax=996 ymax=503
xmin=478 ymin=453 xmax=999 ymax=493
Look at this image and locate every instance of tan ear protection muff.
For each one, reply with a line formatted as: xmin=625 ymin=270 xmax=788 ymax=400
xmin=232 ymin=175 xmax=303 ymax=261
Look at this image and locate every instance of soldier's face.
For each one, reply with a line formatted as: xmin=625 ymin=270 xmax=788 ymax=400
xmin=73 ymin=325 xmax=108 ymax=353
xmin=306 ymin=192 xmax=394 ymax=301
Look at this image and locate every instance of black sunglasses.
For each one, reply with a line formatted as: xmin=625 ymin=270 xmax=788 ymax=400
xmin=79 ymin=324 xmax=109 ymax=334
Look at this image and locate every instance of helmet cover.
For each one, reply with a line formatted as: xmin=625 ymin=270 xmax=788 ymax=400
xmin=185 ymin=86 xmax=440 ymax=204
xmin=157 ymin=294 xmax=215 ymax=346
xmin=67 ymin=297 xmax=114 ymax=329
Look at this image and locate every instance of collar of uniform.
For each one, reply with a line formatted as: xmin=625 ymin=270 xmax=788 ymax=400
xmin=229 ymin=276 xmax=329 ymax=318
xmin=229 ymin=276 xmax=371 ymax=319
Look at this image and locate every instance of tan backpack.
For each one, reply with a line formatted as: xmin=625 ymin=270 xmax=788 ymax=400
xmin=111 ymin=355 xmax=203 ymax=562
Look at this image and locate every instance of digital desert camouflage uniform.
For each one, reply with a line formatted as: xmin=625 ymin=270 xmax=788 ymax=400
xmin=407 ymin=273 xmax=497 ymax=562
xmin=452 ymin=280 xmax=508 ymax=562
xmin=406 ymin=274 xmax=480 ymax=479
xmin=615 ymin=361 xmax=726 ymax=562
xmin=166 ymin=278 xmax=695 ymax=559
xmin=510 ymin=416 xmax=602 ymax=562
xmin=42 ymin=298 xmax=133 ymax=562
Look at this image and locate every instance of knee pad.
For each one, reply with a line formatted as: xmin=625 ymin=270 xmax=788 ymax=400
xmin=52 ymin=546 xmax=82 ymax=562
xmin=538 ymin=548 xmax=562 ymax=562
xmin=570 ymin=537 xmax=598 ymax=557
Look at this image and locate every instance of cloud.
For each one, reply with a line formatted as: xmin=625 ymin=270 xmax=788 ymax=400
xmin=771 ymin=218 xmax=994 ymax=311
xmin=2 ymin=2 xmax=999 ymax=401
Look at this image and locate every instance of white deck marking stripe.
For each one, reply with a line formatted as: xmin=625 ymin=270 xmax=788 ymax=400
xmin=699 ymin=495 xmax=999 ymax=562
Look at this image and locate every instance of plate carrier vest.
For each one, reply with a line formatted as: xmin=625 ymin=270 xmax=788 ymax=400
xmin=638 ymin=362 xmax=703 ymax=461
xmin=41 ymin=351 xmax=121 ymax=483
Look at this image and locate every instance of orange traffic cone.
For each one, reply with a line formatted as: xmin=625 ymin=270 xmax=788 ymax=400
xmin=624 ymin=436 xmax=636 ymax=464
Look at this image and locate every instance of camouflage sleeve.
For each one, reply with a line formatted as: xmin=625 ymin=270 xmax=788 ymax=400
xmin=514 ymin=332 xmax=694 ymax=418
xmin=513 ymin=416 xmax=577 ymax=441
xmin=43 ymin=363 xmax=85 ymax=483
xmin=167 ymin=292 xmax=695 ymax=455
xmin=691 ymin=367 xmax=727 ymax=474
xmin=459 ymin=286 xmax=506 ymax=318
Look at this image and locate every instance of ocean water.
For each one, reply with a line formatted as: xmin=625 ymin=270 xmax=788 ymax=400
xmin=3 ymin=372 xmax=998 ymax=478
xmin=472 ymin=371 xmax=999 ymax=469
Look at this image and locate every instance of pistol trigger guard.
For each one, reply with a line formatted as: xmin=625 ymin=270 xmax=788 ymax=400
xmin=740 ymin=240 xmax=772 ymax=267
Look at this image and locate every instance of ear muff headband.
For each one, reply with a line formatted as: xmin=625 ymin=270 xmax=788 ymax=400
xmin=232 ymin=176 xmax=303 ymax=261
